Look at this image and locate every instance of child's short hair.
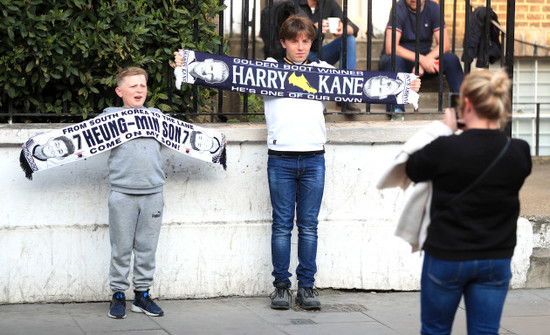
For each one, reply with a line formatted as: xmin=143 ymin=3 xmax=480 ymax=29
xmin=116 ymin=67 xmax=148 ymax=86
xmin=279 ymin=15 xmax=316 ymax=42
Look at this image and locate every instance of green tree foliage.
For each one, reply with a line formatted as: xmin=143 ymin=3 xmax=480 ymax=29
xmin=0 ymin=0 xmax=226 ymax=120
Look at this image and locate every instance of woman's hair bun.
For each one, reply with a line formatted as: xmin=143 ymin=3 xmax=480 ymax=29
xmin=490 ymin=69 xmax=512 ymax=96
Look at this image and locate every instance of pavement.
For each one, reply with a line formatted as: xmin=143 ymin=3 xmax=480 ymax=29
xmin=1 ymin=288 xmax=550 ymax=335
xmin=519 ymin=156 xmax=550 ymax=218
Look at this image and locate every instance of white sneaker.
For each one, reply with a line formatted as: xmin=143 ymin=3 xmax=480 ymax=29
xmin=391 ymin=108 xmax=405 ymax=121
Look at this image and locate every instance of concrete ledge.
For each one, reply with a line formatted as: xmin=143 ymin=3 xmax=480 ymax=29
xmin=0 ymin=121 xmax=544 ymax=303
xmin=0 ymin=121 xmax=434 ymax=146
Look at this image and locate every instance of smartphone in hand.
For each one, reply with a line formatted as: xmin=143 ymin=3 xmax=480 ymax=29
xmin=450 ymin=94 xmax=465 ymax=129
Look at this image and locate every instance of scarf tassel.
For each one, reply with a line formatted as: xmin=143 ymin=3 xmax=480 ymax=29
xmin=19 ymin=149 xmax=34 ymax=180
xmin=219 ymin=147 xmax=227 ymax=170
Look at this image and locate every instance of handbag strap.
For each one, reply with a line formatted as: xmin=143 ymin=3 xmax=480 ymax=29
xmin=444 ymin=138 xmax=511 ymax=207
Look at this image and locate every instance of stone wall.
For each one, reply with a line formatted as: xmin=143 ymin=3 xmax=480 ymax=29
xmin=0 ymin=121 xmax=542 ymax=303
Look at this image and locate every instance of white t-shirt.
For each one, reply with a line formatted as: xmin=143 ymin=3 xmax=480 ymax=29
xmin=263 ymin=57 xmax=332 ymax=152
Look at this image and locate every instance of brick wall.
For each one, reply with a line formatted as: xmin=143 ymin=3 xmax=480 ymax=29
xmin=439 ymin=0 xmax=550 ymax=56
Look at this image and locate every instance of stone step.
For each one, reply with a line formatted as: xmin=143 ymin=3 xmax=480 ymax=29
xmin=324 ymin=111 xmax=443 ymax=122
xmin=325 ymin=100 xmax=443 ymax=117
xmin=230 ymin=36 xmax=463 ymax=64
xmin=323 ymin=91 xmax=453 ymax=113
xmin=356 ymin=38 xmax=384 ymax=60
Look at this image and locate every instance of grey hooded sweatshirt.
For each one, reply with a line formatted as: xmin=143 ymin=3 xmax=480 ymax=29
xmin=101 ymin=107 xmax=166 ymax=194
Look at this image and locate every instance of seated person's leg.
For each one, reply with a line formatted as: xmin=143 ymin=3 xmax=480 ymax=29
xmin=319 ymin=37 xmax=360 ymax=111
xmin=308 ymin=49 xmax=319 ymax=61
xmin=379 ymin=54 xmax=412 ymax=113
xmin=315 ymin=36 xmax=356 ymax=70
xmin=318 ymin=38 xmax=342 ymax=66
xmin=441 ymin=52 xmax=464 ymax=93
xmin=339 ymin=35 xmax=356 ymax=70
xmin=378 ymin=54 xmax=412 ymax=72
xmin=378 ymin=54 xmax=392 ymax=72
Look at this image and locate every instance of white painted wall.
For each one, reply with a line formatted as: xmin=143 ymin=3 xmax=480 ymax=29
xmin=0 ymin=122 xmax=534 ymax=303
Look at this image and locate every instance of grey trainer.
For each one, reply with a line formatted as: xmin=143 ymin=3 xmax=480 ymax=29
xmin=296 ymin=287 xmax=321 ymax=310
xmin=270 ymin=283 xmax=291 ymax=310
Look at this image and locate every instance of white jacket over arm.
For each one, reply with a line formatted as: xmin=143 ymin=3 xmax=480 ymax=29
xmin=376 ymin=121 xmax=453 ymax=252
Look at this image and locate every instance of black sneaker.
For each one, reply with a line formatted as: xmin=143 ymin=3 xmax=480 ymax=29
xmin=296 ymin=287 xmax=321 ymax=310
xmin=270 ymin=283 xmax=291 ymax=310
xmin=131 ymin=290 xmax=164 ymax=317
xmin=336 ymin=102 xmax=361 ymax=112
xmin=108 ymin=291 xmax=126 ymax=319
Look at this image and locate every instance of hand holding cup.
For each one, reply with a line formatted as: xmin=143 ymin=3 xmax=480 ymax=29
xmin=327 ymin=17 xmax=340 ymax=34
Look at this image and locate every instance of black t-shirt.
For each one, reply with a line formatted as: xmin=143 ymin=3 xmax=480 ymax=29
xmin=383 ymin=0 xmax=443 ymax=55
xmin=406 ymin=129 xmax=532 ymax=261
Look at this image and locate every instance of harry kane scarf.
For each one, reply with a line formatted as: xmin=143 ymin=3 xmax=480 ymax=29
xmin=174 ymin=49 xmax=419 ymax=109
xmin=20 ymin=108 xmax=227 ymax=180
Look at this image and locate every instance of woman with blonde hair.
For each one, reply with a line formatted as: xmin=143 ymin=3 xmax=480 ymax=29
xmin=406 ymin=68 xmax=532 ymax=334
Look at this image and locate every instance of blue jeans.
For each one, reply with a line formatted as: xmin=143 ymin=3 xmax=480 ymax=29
xmin=267 ymin=153 xmax=325 ymax=288
xmin=421 ymin=254 xmax=512 ymax=335
xmin=309 ymin=35 xmax=356 ymax=70
xmin=379 ymin=52 xmax=464 ymax=111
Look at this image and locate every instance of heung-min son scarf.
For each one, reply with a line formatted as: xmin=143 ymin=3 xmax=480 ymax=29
xmin=20 ymin=108 xmax=227 ymax=180
xmin=174 ymin=49 xmax=419 ymax=109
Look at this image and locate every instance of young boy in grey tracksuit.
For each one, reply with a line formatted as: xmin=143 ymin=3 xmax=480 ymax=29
xmin=104 ymin=67 xmax=165 ymax=319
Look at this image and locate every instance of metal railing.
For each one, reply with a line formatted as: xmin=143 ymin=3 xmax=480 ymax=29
xmin=512 ymin=102 xmax=550 ymax=156
xmin=240 ymin=0 xmax=522 ymax=115
xmin=3 ymin=0 xmax=550 ymax=125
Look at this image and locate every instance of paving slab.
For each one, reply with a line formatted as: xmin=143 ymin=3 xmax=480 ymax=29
xmin=1 ymin=289 xmax=549 ymax=335
xmin=520 ymin=157 xmax=550 ymax=218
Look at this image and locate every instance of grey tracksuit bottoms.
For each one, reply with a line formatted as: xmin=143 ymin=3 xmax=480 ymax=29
xmin=108 ymin=190 xmax=164 ymax=292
